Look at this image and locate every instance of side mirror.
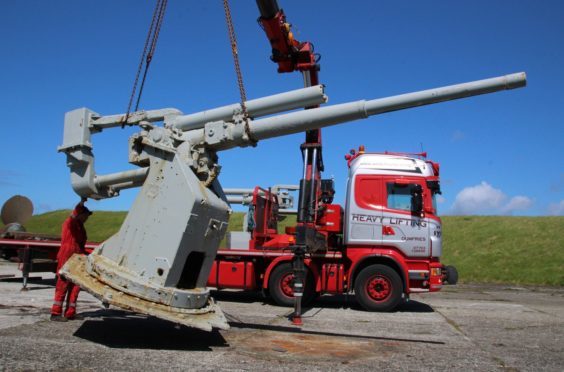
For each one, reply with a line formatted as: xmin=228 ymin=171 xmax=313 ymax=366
xmin=426 ymin=180 xmax=442 ymax=195
xmin=411 ymin=185 xmax=424 ymax=216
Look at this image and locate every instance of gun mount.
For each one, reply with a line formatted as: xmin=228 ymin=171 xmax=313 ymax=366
xmin=58 ymin=73 xmax=526 ymax=331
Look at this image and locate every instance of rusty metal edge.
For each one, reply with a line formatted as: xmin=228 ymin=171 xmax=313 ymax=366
xmin=60 ymin=255 xmax=230 ymax=332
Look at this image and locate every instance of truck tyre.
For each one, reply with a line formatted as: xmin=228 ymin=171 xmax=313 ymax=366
xmin=268 ymin=262 xmax=315 ymax=307
xmin=445 ymin=265 xmax=458 ymax=285
xmin=355 ymin=264 xmax=402 ymax=312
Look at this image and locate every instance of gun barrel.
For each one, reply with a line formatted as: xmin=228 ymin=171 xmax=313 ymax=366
xmin=248 ymin=72 xmax=526 ymax=141
xmin=224 ymin=189 xmax=254 ymax=205
xmin=170 ymin=85 xmax=327 ymax=131
xmin=226 ymin=196 xmax=251 ymax=204
xmin=95 ymin=168 xmax=149 ymax=190
xmin=223 ymin=188 xmax=255 ymax=195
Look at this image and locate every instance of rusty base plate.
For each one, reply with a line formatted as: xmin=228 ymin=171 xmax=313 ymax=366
xmin=60 ymin=255 xmax=229 ymax=332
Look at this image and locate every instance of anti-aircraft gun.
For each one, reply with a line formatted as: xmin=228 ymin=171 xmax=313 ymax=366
xmin=58 ymin=73 xmax=526 ymax=331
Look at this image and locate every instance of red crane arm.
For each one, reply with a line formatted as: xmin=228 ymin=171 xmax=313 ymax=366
xmin=256 ymin=0 xmax=319 ymax=76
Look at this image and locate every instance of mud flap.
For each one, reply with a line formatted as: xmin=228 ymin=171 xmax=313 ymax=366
xmin=59 ymin=255 xmax=229 ymax=332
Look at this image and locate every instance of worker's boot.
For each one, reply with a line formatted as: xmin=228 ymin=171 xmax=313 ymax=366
xmin=64 ymin=304 xmax=78 ymax=320
xmin=51 ymin=299 xmax=66 ymax=322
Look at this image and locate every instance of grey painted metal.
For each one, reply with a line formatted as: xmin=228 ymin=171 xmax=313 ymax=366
xmin=92 ymin=108 xmax=182 ymax=130
xmin=110 ymin=180 xmax=144 ymax=193
xmin=224 ymin=184 xmax=298 ymax=210
xmin=303 ymin=71 xmax=312 ymax=89
xmin=247 ymin=72 xmax=526 ymax=143
xmin=58 ymin=108 xmax=99 ymax=197
xmin=226 ymin=231 xmax=251 ymax=250
xmin=168 ymin=85 xmax=327 ymax=131
xmin=278 ymin=208 xmax=298 ymax=215
xmin=183 ymin=72 xmax=526 ymax=151
xmin=309 ymin=147 xmax=318 ymax=214
xmin=272 ymin=184 xmax=300 ymax=191
xmin=226 ymin=196 xmax=249 ymax=204
xmin=223 ymin=188 xmax=254 ymax=195
xmin=364 ymin=72 xmax=526 ymax=116
xmin=59 ymin=108 xmax=180 ymax=199
xmin=95 ymin=168 xmax=149 ymax=188
xmin=226 ymin=194 xmax=296 ymax=214
xmin=89 ymin=145 xmax=230 ymax=309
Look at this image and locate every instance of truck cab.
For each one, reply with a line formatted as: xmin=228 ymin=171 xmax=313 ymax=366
xmin=345 ymin=151 xmax=442 ymax=260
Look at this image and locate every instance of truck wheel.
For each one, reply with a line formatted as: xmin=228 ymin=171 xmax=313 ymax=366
xmin=268 ymin=262 xmax=315 ymax=307
xmin=445 ymin=265 xmax=458 ymax=285
xmin=355 ymin=264 xmax=402 ymax=312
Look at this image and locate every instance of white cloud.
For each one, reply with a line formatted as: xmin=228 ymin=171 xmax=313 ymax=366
xmin=451 ymin=182 xmax=505 ymax=214
xmin=501 ymin=196 xmax=533 ymax=214
xmin=547 ymin=200 xmax=564 ymax=216
xmin=450 ymin=182 xmax=533 ymax=215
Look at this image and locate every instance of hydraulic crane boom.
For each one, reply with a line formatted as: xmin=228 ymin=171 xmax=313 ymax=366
xmin=256 ymin=0 xmax=324 ymax=324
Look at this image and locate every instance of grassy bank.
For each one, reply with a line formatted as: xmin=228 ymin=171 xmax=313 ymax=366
xmin=23 ymin=210 xmax=127 ymax=243
xmin=4 ymin=212 xmax=563 ymax=286
xmin=441 ymin=216 xmax=563 ymax=286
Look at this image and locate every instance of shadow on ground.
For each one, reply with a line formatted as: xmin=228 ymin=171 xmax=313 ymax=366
xmin=212 ymin=290 xmax=435 ymax=313
xmin=73 ymin=309 xmax=229 ymax=351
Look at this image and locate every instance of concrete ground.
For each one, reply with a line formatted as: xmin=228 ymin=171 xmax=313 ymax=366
xmin=0 ymin=259 xmax=562 ymax=371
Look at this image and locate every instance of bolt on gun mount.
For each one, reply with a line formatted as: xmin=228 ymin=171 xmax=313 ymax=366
xmin=58 ymin=73 xmax=525 ymax=331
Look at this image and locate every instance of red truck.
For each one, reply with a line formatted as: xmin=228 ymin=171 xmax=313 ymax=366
xmin=209 ymin=148 xmax=458 ymax=311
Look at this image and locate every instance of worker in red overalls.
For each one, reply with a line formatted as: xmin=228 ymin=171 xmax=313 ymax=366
xmin=50 ymin=198 xmax=92 ymax=321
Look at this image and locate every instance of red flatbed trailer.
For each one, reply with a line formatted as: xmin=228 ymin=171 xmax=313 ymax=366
xmin=0 ymin=235 xmax=97 ymax=289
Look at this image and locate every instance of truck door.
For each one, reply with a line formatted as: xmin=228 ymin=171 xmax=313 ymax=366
xmin=381 ymin=178 xmax=430 ymax=257
xmin=344 ymin=175 xmax=383 ymax=245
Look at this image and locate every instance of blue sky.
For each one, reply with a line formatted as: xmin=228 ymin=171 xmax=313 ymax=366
xmin=0 ymin=0 xmax=562 ymax=216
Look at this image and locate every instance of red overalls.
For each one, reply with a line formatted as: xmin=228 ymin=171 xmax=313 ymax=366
xmin=51 ymin=214 xmax=87 ymax=318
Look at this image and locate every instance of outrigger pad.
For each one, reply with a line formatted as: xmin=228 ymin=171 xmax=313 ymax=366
xmin=59 ymin=254 xmax=229 ymax=332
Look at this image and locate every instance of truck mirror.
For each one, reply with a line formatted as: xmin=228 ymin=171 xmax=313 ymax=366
xmin=426 ymin=180 xmax=441 ymax=195
xmin=411 ymin=185 xmax=424 ymax=216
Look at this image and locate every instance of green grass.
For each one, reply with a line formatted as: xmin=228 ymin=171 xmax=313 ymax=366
xmin=22 ymin=210 xmax=127 ymax=243
xmin=441 ymin=216 xmax=564 ymax=286
xmin=4 ymin=213 xmax=563 ymax=286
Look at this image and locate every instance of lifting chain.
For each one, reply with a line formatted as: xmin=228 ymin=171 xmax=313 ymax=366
xmin=222 ymin=0 xmax=257 ymax=145
xmin=124 ymin=0 xmax=168 ymax=127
